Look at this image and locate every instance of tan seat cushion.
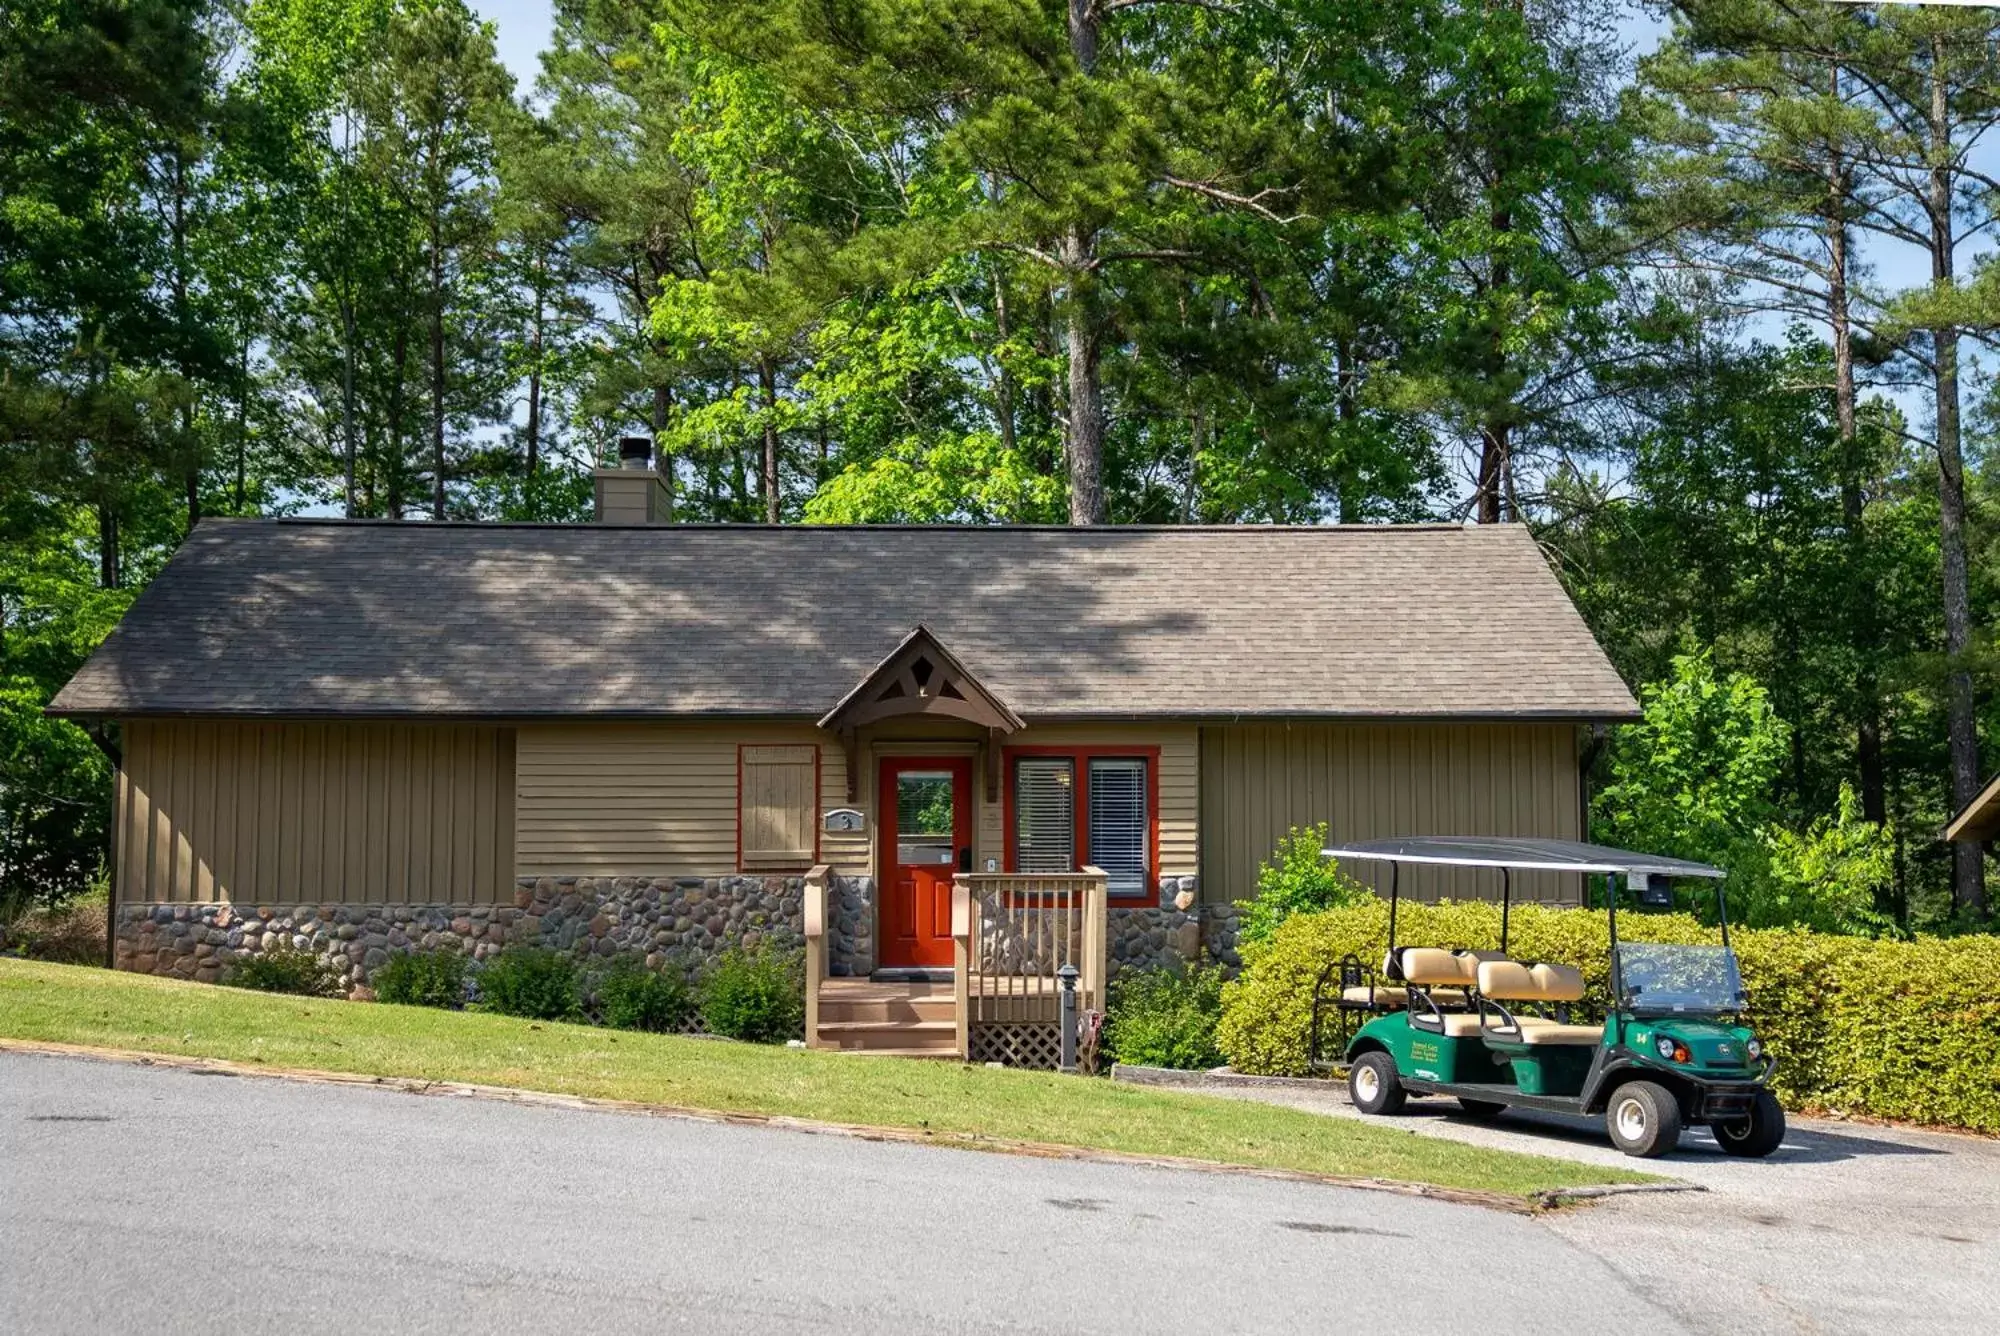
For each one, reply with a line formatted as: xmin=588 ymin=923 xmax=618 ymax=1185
xmin=1516 ymin=1022 xmax=1603 ymax=1046
xmin=1430 ymin=1013 xmax=1489 ymax=1038
xmin=1398 ymin=947 xmax=1466 ymax=987
xmin=1531 ymin=963 xmax=1586 ymax=1002
xmin=1341 ymin=984 xmax=1408 ymax=1009
xmin=1476 ymin=960 xmax=1540 ymax=1000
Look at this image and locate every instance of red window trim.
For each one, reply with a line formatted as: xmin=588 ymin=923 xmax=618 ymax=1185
xmin=736 ymin=742 xmax=822 ymax=873
xmin=1002 ymin=744 xmax=1162 ymax=907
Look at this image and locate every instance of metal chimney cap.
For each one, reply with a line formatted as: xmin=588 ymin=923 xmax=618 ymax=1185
xmin=617 ymin=436 xmax=654 ymax=469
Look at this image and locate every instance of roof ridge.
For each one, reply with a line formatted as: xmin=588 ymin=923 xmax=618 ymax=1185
xmin=256 ymin=518 xmax=1485 ymax=534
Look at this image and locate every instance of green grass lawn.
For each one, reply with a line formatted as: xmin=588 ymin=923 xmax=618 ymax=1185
xmin=0 ymin=959 xmax=1652 ymax=1197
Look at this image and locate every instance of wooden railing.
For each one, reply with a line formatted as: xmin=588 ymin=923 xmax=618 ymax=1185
xmin=951 ymin=868 xmax=1108 ymax=1057
xmin=802 ymin=864 xmax=832 ymax=1048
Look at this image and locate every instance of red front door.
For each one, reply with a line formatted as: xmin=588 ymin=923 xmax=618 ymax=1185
xmin=878 ymin=757 xmax=972 ymax=969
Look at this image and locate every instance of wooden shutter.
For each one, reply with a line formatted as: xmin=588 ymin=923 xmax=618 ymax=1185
xmin=1014 ymin=757 xmax=1075 ymax=873
xmin=1087 ymin=758 xmax=1149 ymax=897
xmin=740 ymin=745 xmax=818 ymax=868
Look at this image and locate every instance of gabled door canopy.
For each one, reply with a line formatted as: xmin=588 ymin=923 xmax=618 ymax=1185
xmin=819 ymin=625 xmax=1023 ymax=801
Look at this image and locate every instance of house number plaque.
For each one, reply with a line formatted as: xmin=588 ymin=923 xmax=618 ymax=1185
xmin=823 ymin=808 xmax=865 ymax=833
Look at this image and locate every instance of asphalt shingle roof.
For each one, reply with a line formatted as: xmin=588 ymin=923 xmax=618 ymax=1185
xmin=50 ymin=519 xmax=1638 ymax=720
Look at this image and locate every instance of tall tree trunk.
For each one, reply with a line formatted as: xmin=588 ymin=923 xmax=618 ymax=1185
xmin=96 ymin=501 xmax=120 ymax=590
xmin=758 ymin=357 xmax=780 ymax=523
xmin=524 ymin=267 xmax=543 ymax=487
xmin=430 ymin=211 xmax=447 ymax=522
xmin=387 ymin=321 xmax=410 ymax=520
xmin=1061 ymin=231 xmax=1104 ymax=525
xmin=1929 ymin=38 xmax=1985 ymax=918
xmin=339 ymin=111 xmax=359 ymax=519
xmin=1062 ymin=0 xmax=1105 ymax=526
xmin=170 ymin=150 xmax=200 ymax=531
xmin=652 ymin=382 xmax=676 ymax=521
xmin=1825 ymin=65 xmax=1884 ymax=826
xmin=1476 ymin=189 xmax=1512 ymax=525
xmin=233 ymin=332 xmax=250 ymax=513
xmin=991 ymin=260 xmax=1018 ymax=463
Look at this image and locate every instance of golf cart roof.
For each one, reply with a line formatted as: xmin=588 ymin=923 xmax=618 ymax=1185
xmin=1323 ymin=836 xmax=1725 ymax=880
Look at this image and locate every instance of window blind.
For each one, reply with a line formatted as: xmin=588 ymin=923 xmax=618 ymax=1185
xmin=1087 ymin=758 xmax=1148 ymax=898
xmin=1014 ymin=758 xmax=1075 ymax=873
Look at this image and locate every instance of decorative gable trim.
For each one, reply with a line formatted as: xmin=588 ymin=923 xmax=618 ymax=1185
xmin=817 ymin=625 xmax=1024 ymax=735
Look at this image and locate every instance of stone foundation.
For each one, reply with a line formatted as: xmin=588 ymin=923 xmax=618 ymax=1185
xmin=114 ymin=873 xmax=810 ymax=990
xmin=111 ymin=870 xmax=1233 ymax=990
xmin=826 ymin=874 xmax=876 ymax=977
xmin=1106 ymin=878 xmax=1240 ymax=976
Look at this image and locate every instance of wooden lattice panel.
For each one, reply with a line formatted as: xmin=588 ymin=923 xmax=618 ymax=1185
xmin=969 ymin=1022 xmax=1064 ymax=1070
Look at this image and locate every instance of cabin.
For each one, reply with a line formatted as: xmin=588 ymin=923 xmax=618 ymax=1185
xmin=51 ymin=458 xmax=1637 ymax=1063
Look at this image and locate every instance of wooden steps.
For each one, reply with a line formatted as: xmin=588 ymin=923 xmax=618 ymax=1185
xmin=812 ymin=978 xmax=959 ymax=1055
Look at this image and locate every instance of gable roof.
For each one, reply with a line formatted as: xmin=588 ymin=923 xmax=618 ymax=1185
xmin=818 ymin=624 xmax=1025 ymax=734
xmin=49 ymin=519 xmax=1639 ymax=722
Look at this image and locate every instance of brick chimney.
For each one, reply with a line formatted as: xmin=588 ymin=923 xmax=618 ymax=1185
xmin=592 ymin=436 xmax=672 ymax=523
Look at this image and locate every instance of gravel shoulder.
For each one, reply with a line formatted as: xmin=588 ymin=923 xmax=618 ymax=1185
xmin=0 ymin=1050 xmax=1687 ymax=1335
xmin=1128 ymin=1068 xmax=2000 ymax=1335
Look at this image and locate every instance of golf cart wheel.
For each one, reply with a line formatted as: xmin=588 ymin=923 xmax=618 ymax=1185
xmin=1605 ymin=1081 xmax=1682 ymax=1158
xmin=1713 ymin=1091 xmax=1786 ymax=1159
xmin=1457 ymin=1098 xmax=1506 ymax=1121
xmin=1348 ymin=1051 xmax=1407 ymax=1115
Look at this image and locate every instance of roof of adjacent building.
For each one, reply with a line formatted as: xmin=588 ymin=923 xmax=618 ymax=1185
xmin=49 ymin=519 xmax=1639 ymax=721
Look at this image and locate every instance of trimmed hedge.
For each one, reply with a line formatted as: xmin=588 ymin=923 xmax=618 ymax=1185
xmin=1217 ymin=900 xmax=2000 ymax=1133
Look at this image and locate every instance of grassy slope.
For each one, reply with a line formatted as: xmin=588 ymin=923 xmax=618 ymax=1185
xmin=0 ymin=960 xmax=1650 ymax=1195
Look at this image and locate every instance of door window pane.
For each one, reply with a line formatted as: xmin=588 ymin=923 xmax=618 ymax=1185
xmin=1088 ymin=758 xmax=1149 ymax=898
xmin=896 ymin=771 xmax=955 ymax=865
xmin=1015 ymin=758 xmax=1075 ymax=873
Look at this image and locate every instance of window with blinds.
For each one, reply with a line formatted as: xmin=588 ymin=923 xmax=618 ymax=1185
xmin=1014 ymin=757 xmax=1075 ymax=873
xmin=739 ymin=744 xmax=817 ymax=869
xmin=1087 ymin=758 xmax=1149 ymax=898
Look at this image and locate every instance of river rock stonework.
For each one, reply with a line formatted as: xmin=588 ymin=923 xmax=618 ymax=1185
xmin=826 ymin=874 xmax=875 ymax=977
xmin=112 ymin=874 xmax=807 ymax=990
xmin=1105 ymin=878 xmax=1241 ymax=977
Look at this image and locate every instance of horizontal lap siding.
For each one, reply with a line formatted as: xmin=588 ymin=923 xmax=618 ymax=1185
xmin=117 ymin=721 xmax=516 ymax=905
xmin=516 ymin=723 xmax=855 ymax=878
xmin=1198 ymin=722 xmax=1582 ymax=907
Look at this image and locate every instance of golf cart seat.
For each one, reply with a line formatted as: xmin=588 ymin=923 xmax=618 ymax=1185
xmin=1475 ymin=961 xmax=1600 ymax=1046
xmin=1398 ymin=947 xmax=1509 ymax=988
xmin=1341 ymin=950 xmax=1467 ymax=1010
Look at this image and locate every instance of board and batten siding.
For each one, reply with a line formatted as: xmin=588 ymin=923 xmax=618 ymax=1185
xmin=514 ymin=723 xmax=864 ymax=878
xmin=115 ymin=720 xmax=516 ymax=905
xmin=1199 ymin=722 xmax=1584 ymax=906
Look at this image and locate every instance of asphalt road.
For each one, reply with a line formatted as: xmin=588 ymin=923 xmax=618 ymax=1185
xmin=1179 ymin=1074 xmax=2000 ymax=1335
xmin=0 ymin=1052 xmax=1688 ymax=1335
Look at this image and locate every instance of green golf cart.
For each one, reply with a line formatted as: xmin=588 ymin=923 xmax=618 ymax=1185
xmin=1314 ymin=837 xmax=1783 ymax=1159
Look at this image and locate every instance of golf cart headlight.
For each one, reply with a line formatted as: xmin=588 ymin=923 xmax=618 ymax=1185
xmin=1655 ymin=1035 xmax=1677 ymax=1059
xmin=1746 ymin=1038 xmax=1763 ymax=1061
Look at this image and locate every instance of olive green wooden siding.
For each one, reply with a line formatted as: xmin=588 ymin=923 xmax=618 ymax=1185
xmin=1198 ymin=722 xmax=1584 ymax=907
xmin=514 ymin=723 xmax=863 ymax=878
xmin=115 ymin=720 xmax=516 ymax=905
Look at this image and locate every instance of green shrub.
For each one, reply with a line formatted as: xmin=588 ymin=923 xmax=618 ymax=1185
xmin=226 ymin=945 xmax=345 ymax=998
xmin=1236 ymin=823 xmax=1372 ymax=946
xmin=1104 ymin=963 xmax=1227 ymax=1070
xmin=593 ymin=959 xmax=696 ymax=1033
xmin=371 ymin=950 xmax=469 ymax=1009
xmin=1217 ymin=900 xmax=2000 ymax=1133
xmin=475 ymin=947 xmax=581 ymax=1021
xmin=701 ymin=946 xmax=804 ymax=1043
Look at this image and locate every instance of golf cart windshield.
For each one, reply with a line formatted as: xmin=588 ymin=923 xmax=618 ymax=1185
xmin=1616 ymin=943 xmax=1747 ymax=1016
